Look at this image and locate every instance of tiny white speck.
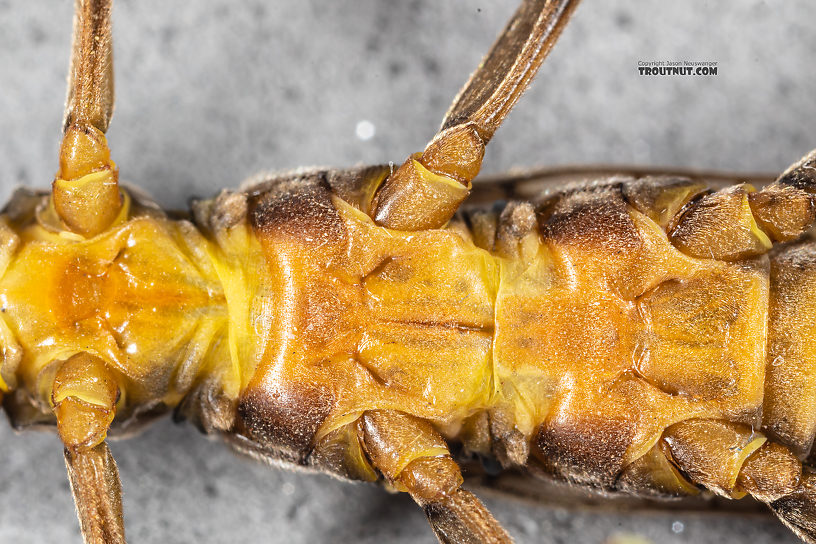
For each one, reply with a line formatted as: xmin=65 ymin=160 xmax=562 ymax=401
xmin=282 ymin=482 xmax=295 ymax=496
xmin=671 ymin=521 xmax=685 ymax=534
xmin=355 ymin=120 xmax=376 ymax=141
xmin=126 ymin=344 xmax=138 ymax=355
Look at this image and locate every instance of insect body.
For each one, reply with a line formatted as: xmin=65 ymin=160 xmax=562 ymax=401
xmin=2 ymin=1 xmax=816 ymax=543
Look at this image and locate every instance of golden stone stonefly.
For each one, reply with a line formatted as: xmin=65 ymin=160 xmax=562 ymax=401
xmin=2 ymin=1 xmax=816 ymax=543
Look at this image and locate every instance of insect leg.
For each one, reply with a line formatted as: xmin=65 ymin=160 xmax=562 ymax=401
xmin=668 ymin=149 xmax=816 ymax=260
xmin=371 ymin=0 xmax=580 ymax=231
xmin=662 ymin=419 xmax=816 ymax=543
xmin=737 ymin=443 xmax=816 ymax=543
xmin=361 ymin=410 xmax=512 ymax=544
xmin=52 ymin=352 xmax=125 ymax=544
xmin=749 ymin=148 xmax=816 ymax=241
xmin=51 ymin=0 xmax=124 ymax=237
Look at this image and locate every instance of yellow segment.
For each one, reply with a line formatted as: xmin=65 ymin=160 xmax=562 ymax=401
xmin=0 ymin=198 xmax=230 ymax=417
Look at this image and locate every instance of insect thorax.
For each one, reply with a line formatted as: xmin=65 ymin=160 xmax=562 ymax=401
xmin=221 ymin=168 xmax=769 ymax=491
xmin=0 ymin=188 xmax=239 ymax=427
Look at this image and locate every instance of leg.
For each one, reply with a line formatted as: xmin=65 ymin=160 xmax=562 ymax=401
xmin=52 ymin=352 xmax=125 ymax=544
xmin=64 ymin=444 xmax=125 ymax=544
xmin=662 ymin=419 xmax=816 ymax=543
xmin=361 ymin=410 xmax=512 ymax=543
xmin=668 ymin=149 xmax=816 ymax=260
xmin=51 ymin=0 xmax=124 ymax=237
xmin=371 ymin=0 xmax=581 ymax=231
xmin=750 ymin=148 xmax=816 ymax=242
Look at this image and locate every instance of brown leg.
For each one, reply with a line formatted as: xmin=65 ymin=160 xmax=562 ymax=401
xmin=749 ymin=148 xmax=816 ymax=241
xmin=371 ymin=0 xmax=581 ymax=231
xmin=51 ymin=0 xmax=124 ymax=237
xmin=662 ymin=419 xmax=816 ymax=543
xmin=361 ymin=410 xmax=513 ymax=543
xmin=64 ymin=443 xmax=125 ymax=544
xmin=668 ymin=149 xmax=816 ymax=260
xmin=52 ymin=352 xmax=126 ymax=544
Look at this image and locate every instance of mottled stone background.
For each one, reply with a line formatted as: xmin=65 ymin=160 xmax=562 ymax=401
xmin=0 ymin=1 xmax=814 ymax=542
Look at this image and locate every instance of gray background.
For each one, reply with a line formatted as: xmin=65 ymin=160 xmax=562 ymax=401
xmin=0 ymin=1 xmax=814 ymax=543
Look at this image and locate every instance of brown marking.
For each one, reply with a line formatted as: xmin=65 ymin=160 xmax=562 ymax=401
xmin=538 ymin=182 xmax=643 ymax=251
xmin=774 ymin=148 xmax=816 ymax=193
xmin=248 ymin=170 xmax=347 ymax=247
xmin=235 ymin=382 xmax=335 ymax=464
xmin=533 ymin=414 xmax=636 ymax=490
xmin=466 ymin=166 xmax=774 ymax=206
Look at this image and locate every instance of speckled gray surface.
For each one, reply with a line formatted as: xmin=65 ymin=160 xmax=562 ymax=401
xmin=0 ymin=1 xmax=814 ymax=543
